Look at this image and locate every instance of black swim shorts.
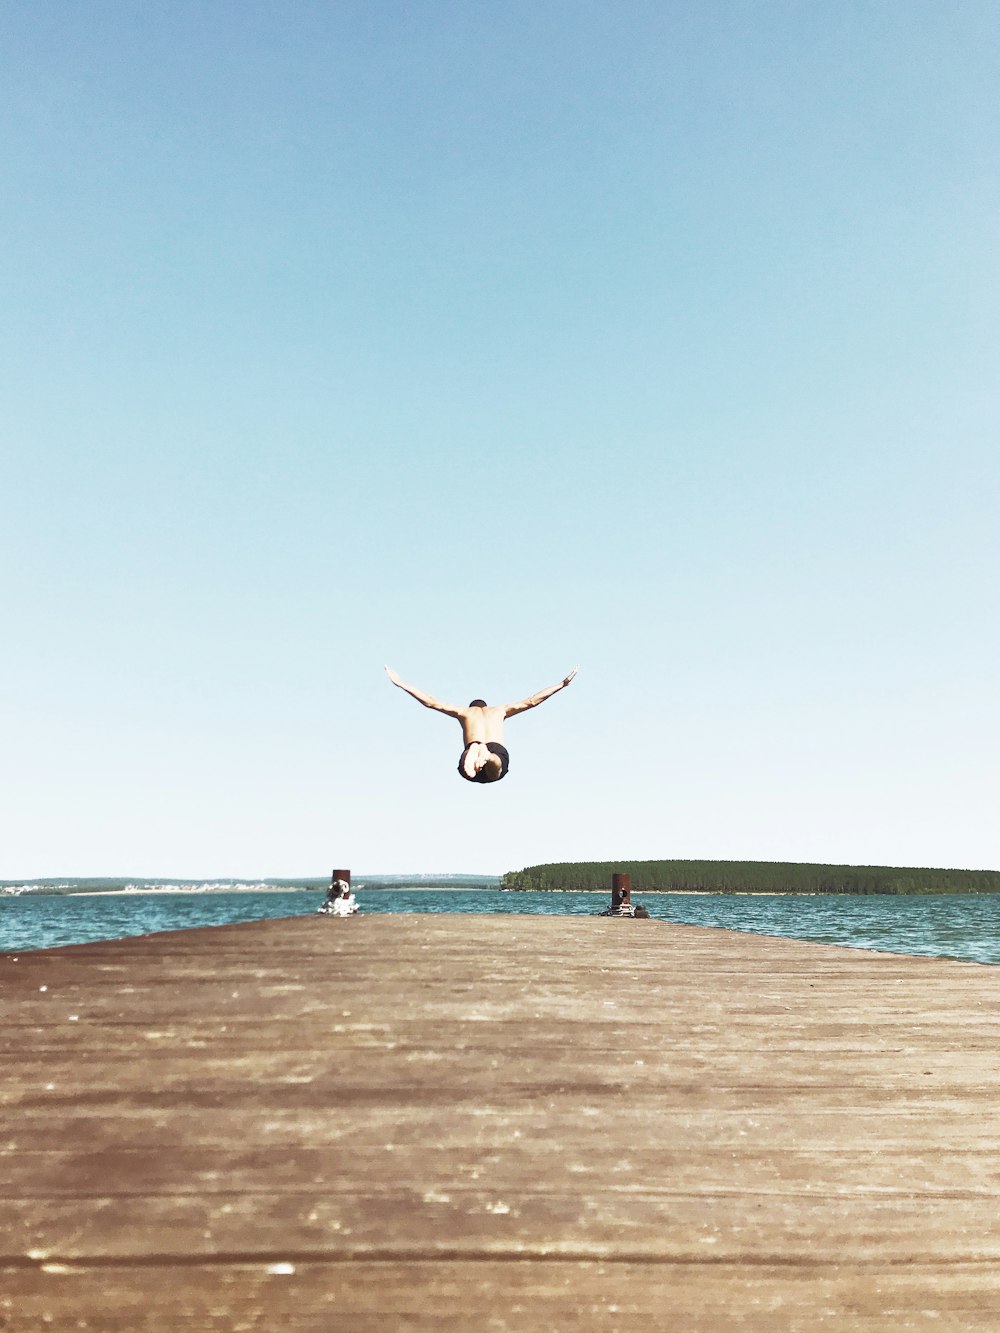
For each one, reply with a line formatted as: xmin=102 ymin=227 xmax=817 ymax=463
xmin=458 ymin=742 xmax=510 ymax=783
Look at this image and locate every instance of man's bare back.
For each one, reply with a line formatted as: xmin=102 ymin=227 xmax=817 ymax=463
xmin=385 ymin=666 xmax=578 ymax=783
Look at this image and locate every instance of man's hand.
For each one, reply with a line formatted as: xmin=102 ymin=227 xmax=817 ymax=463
xmin=563 ymin=667 xmax=578 ymax=687
xmin=385 ymin=665 xmax=403 ymax=687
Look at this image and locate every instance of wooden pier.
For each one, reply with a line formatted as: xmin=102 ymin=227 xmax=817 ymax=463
xmin=2 ymin=913 xmax=998 ymax=1329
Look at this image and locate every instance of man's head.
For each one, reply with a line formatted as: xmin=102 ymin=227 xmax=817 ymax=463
xmin=468 ymin=699 xmax=488 ymax=708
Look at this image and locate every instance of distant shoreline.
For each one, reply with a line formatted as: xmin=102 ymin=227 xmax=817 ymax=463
xmin=72 ymin=888 xmax=320 ymax=897
xmin=11 ymin=885 xmax=994 ymax=899
xmin=69 ymin=887 xmax=785 ymax=898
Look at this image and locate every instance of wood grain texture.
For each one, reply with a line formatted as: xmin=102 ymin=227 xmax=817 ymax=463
xmin=2 ymin=913 xmax=998 ymax=1329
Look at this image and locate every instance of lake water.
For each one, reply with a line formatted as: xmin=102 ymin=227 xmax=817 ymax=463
xmin=2 ymin=886 xmax=998 ymax=964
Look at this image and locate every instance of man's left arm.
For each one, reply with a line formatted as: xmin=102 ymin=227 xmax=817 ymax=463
xmin=504 ymin=667 xmax=578 ymax=718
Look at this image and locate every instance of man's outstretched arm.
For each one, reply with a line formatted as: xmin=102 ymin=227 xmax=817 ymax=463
xmin=385 ymin=666 xmax=463 ymax=718
xmin=504 ymin=667 xmax=578 ymax=719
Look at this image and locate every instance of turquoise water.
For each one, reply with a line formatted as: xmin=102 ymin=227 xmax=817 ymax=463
xmin=1 ymin=886 xmax=998 ymax=963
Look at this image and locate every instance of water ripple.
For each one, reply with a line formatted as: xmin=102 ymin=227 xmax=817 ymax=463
xmin=2 ymin=888 xmax=997 ymax=964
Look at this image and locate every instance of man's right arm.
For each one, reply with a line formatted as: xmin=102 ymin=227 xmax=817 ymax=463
xmin=385 ymin=666 xmax=463 ymax=718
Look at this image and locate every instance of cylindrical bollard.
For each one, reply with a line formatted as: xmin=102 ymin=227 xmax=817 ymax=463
xmin=611 ymin=873 xmax=631 ymax=909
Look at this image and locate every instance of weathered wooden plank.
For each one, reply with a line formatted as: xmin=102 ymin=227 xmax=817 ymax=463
xmin=2 ymin=1261 xmax=999 ymax=1332
xmin=3 ymin=1189 xmax=1000 ymax=1265
xmin=3 ymin=1143 xmax=998 ymax=1198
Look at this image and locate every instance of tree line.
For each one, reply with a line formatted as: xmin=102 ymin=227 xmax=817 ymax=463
xmin=500 ymin=859 xmax=1000 ymax=895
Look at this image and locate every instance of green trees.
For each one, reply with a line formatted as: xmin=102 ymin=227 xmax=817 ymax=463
xmin=499 ymin=860 xmax=1000 ymax=895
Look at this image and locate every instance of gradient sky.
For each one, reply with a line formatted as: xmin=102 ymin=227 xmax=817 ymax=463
xmin=3 ymin=1 xmax=998 ymax=878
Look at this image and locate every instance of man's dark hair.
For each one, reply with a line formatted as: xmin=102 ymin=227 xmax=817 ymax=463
xmin=468 ymin=698 xmax=488 ymax=708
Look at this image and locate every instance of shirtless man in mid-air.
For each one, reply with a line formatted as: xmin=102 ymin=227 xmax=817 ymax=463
xmin=385 ymin=666 xmax=578 ymax=783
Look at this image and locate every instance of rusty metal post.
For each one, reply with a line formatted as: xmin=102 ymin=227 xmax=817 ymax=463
xmin=331 ymin=869 xmax=351 ymax=889
xmin=611 ymin=873 xmax=631 ymax=910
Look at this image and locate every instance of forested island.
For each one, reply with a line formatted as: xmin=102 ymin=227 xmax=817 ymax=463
xmin=500 ymin=860 xmax=1000 ymax=895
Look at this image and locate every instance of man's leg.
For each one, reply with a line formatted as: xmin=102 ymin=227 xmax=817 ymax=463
xmin=476 ymin=751 xmax=503 ymax=781
xmin=463 ymin=743 xmax=486 ymax=779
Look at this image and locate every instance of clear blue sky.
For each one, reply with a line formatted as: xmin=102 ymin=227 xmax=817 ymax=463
xmin=3 ymin=1 xmax=998 ymax=877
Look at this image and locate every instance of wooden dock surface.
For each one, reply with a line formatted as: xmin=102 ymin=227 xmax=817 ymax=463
xmin=2 ymin=913 xmax=998 ymax=1330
